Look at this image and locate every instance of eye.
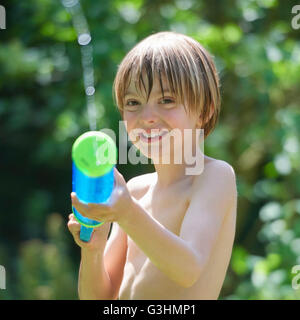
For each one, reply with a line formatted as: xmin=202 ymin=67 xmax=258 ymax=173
xmin=124 ymin=100 xmax=139 ymax=111
xmin=125 ymin=99 xmax=139 ymax=105
xmin=160 ymin=98 xmax=175 ymax=107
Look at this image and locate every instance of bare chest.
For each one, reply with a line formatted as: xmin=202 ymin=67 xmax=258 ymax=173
xmin=127 ymin=186 xmax=191 ymax=264
xmin=119 ymin=184 xmax=193 ymax=299
xmin=139 ymin=186 xmax=191 ymax=235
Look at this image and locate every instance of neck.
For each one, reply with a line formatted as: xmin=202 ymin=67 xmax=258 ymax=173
xmin=153 ymin=142 xmax=205 ymax=189
xmin=153 ymin=164 xmax=191 ymax=188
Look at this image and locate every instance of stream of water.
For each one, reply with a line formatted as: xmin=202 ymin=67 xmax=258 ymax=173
xmin=61 ymin=0 xmax=98 ymax=132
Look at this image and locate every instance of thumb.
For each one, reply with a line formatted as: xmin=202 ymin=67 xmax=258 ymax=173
xmin=113 ymin=167 xmax=126 ymax=186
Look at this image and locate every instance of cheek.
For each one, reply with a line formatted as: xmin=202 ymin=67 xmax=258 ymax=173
xmin=123 ymin=111 xmax=135 ymax=122
xmin=123 ymin=112 xmax=136 ymax=131
xmin=164 ymin=105 xmax=190 ymax=127
xmin=123 ymin=114 xmax=139 ymax=143
xmin=166 ymin=112 xmax=190 ymax=130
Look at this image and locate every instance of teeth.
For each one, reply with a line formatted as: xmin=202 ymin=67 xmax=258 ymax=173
xmin=142 ymin=130 xmax=167 ymax=138
xmin=145 ymin=133 xmax=160 ymax=138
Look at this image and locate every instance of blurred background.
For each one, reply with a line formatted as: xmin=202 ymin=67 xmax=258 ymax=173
xmin=0 ymin=0 xmax=300 ymax=299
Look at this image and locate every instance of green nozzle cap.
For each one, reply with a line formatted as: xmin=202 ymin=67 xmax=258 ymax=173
xmin=72 ymin=131 xmax=117 ymax=177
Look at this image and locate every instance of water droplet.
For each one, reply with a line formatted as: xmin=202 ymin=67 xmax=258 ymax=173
xmin=86 ymin=86 xmax=95 ymax=96
xmin=62 ymin=0 xmax=79 ymax=8
xmin=61 ymin=0 xmax=98 ymax=131
xmin=78 ymin=33 xmax=91 ymax=46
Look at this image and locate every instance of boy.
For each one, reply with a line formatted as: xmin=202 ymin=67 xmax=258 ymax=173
xmin=68 ymin=31 xmax=237 ymax=300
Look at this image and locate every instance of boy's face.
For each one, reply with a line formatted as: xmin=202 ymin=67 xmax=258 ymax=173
xmin=122 ymin=73 xmax=202 ymax=162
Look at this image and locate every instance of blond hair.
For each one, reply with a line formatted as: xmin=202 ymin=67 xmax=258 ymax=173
xmin=112 ymin=31 xmax=221 ymax=139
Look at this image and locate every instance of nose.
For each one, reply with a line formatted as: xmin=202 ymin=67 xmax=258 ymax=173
xmin=139 ymin=103 xmax=158 ymax=125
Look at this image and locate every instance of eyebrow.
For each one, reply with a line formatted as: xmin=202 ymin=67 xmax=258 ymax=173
xmin=124 ymin=88 xmax=172 ymax=97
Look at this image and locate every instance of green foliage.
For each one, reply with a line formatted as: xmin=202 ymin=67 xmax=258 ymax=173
xmin=17 ymin=213 xmax=77 ymax=299
xmin=1 ymin=0 xmax=299 ymax=299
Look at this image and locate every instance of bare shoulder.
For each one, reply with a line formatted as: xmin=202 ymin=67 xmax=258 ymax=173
xmin=193 ymin=157 xmax=237 ymax=198
xmin=126 ymin=172 xmax=155 ymax=200
xmin=188 ymin=158 xmax=237 ymax=219
xmin=203 ymin=157 xmax=236 ymax=178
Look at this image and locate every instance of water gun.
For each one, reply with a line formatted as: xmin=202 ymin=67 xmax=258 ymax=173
xmin=71 ymin=131 xmax=117 ymax=242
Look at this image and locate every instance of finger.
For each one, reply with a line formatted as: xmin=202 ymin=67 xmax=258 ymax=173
xmin=87 ymin=202 xmax=109 ymax=212
xmin=71 ymin=192 xmax=90 ymax=214
xmin=67 ymin=220 xmax=81 ymax=234
xmin=71 ymin=192 xmax=109 ymax=214
xmin=72 ymin=202 xmax=105 ymax=222
xmin=67 ymin=214 xmax=80 ymax=227
xmin=114 ymin=167 xmax=126 ymax=185
xmin=71 ymin=192 xmax=88 ymax=208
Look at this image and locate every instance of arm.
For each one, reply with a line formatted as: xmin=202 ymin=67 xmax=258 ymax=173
xmin=179 ymin=161 xmax=237 ymax=282
xmin=103 ymin=222 xmax=128 ymax=299
xmin=78 ymin=222 xmax=127 ymax=300
xmin=78 ymin=248 xmax=112 ymax=300
xmin=74 ymin=173 xmax=150 ymax=300
xmin=118 ymin=161 xmax=237 ymax=288
xmin=78 ymin=174 xmax=148 ymax=300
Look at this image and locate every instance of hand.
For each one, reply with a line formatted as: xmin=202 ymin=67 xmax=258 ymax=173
xmin=71 ymin=167 xmax=134 ymax=225
xmin=67 ymin=213 xmax=111 ymax=251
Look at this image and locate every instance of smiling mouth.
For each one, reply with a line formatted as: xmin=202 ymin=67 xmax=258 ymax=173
xmin=139 ymin=130 xmax=169 ymax=143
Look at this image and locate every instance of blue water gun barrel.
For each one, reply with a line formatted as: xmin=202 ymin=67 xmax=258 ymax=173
xmin=71 ymin=131 xmax=117 ymax=242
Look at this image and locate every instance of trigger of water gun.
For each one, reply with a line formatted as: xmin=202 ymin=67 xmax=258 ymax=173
xmin=79 ymin=225 xmax=94 ymax=242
